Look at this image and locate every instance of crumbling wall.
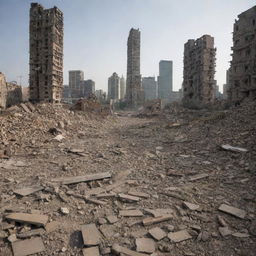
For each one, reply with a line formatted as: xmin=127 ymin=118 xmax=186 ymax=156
xmin=29 ymin=3 xmax=63 ymax=103
xmin=6 ymin=83 xmax=23 ymax=107
xmin=182 ymin=35 xmax=216 ymax=108
xmin=0 ymin=72 xmax=7 ymax=110
xmin=228 ymin=6 xmax=256 ymax=102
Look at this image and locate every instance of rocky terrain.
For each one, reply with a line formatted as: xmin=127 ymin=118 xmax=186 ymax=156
xmin=0 ymin=102 xmax=255 ymax=256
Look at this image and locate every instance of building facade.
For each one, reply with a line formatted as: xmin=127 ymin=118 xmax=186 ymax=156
xmin=142 ymin=77 xmax=157 ymax=100
xmin=126 ymin=28 xmax=144 ymax=107
xmin=228 ymin=6 xmax=256 ymax=102
xmin=0 ymin=72 xmax=7 ymax=109
xmin=69 ymin=70 xmax=84 ymax=98
xmin=29 ymin=3 xmax=63 ymax=102
xmin=108 ymin=72 xmax=120 ymax=100
xmin=120 ymin=75 xmax=126 ymax=99
xmin=182 ymin=35 xmax=216 ymax=107
xmin=158 ymin=60 xmax=173 ymax=99
xmin=95 ymin=89 xmax=106 ymax=102
xmin=81 ymin=79 xmax=95 ymax=98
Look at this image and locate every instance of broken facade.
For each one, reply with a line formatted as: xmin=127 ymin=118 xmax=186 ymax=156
xmin=6 ymin=82 xmax=23 ymax=107
xmin=0 ymin=72 xmax=7 ymax=110
xmin=126 ymin=28 xmax=144 ymax=108
xmin=228 ymin=6 xmax=256 ymax=102
xmin=29 ymin=3 xmax=63 ymax=103
xmin=182 ymin=35 xmax=216 ymax=107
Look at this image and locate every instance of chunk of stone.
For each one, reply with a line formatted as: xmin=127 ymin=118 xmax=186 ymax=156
xmin=119 ymin=210 xmax=144 ymax=217
xmin=189 ymin=174 xmax=209 ymax=181
xmin=136 ymin=238 xmax=155 ymax=253
xmin=144 ymin=208 xmax=174 ymax=217
xmin=118 ymin=193 xmax=140 ymax=202
xmin=8 ymin=234 xmax=17 ymax=243
xmin=218 ymin=204 xmax=246 ymax=219
xmin=16 ymin=228 xmax=45 ymax=239
xmin=5 ymin=213 xmax=48 ymax=227
xmin=13 ymin=185 xmax=44 ymax=197
xmin=217 ymin=215 xmax=227 ymax=227
xmin=81 ymin=224 xmax=101 ymax=246
xmin=232 ymin=232 xmax=250 ymax=238
xmin=143 ymin=215 xmax=172 ymax=226
xmin=60 ymin=207 xmax=69 ymax=215
xmin=45 ymin=221 xmax=60 ymax=233
xmin=82 ymin=246 xmax=100 ymax=256
xmin=168 ymin=230 xmax=192 ymax=243
xmin=107 ymin=215 xmax=118 ymax=224
xmin=183 ymin=201 xmax=200 ymax=211
xmin=149 ymin=227 xmax=166 ymax=240
xmin=112 ymin=244 xmax=148 ymax=256
xmin=11 ymin=237 xmax=45 ymax=256
xmin=219 ymin=227 xmax=232 ymax=237
xmin=128 ymin=191 xmax=150 ymax=198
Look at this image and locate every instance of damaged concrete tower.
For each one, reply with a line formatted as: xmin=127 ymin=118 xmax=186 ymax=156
xmin=228 ymin=6 xmax=256 ymax=102
xmin=126 ymin=28 xmax=144 ymax=108
xmin=29 ymin=3 xmax=63 ymax=103
xmin=182 ymin=35 xmax=216 ymax=107
xmin=0 ymin=72 xmax=7 ymax=110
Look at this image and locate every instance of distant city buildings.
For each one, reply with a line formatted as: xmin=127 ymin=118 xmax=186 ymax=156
xmin=142 ymin=77 xmax=157 ymax=100
xmin=223 ymin=69 xmax=231 ymax=99
xmin=126 ymin=28 xmax=144 ymax=108
xmin=81 ymin=79 xmax=95 ymax=98
xmin=158 ymin=60 xmax=173 ymax=99
xmin=182 ymin=35 xmax=216 ymax=107
xmin=69 ymin=70 xmax=84 ymax=98
xmin=108 ymin=72 xmax=120 ymax=100
xmin=29 ymin=3 xmax=63 ymax=103
xmin=228 ymin=6 xmax=256 ymax=102
xmin=120 ymin=75 xmax=126 ymax=99
xmin=95 ymin=89 xmax=106 ymax=102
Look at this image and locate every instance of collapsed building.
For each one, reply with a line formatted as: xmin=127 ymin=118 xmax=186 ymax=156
xmin=6 ymin=82 xmax=23 ymax=107
xmin=182 ymin=35 xmax=216 ymax=107
xmin=126 ymin=28 xmax=144 ymax=108
xmin=29 ymin=3 xmax=63 ymax=103
xmin=228 ymin=6 xmax=256 ymax=102
xmin=0 ymin=72 xmax=7 ymax=110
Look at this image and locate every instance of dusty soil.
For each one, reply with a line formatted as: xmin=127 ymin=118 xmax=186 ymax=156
xmin=0 ymin=102 xmax=256 ymax=256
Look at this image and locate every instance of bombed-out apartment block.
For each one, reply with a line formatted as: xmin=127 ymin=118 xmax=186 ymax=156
xmin=6 ymin=82 xmax=23 ymax=107
xmin=182 ymin=35 xmax=216 ymax=107
xmin=0 ymin=72 xmax=7 ymax=110
xmin=126 ymin=28 xmax=144 ymax=108
xmin=228 ymin=6 xmax=256 ymax=102
xmin=29 ymin=3 xmax=63 ymax=103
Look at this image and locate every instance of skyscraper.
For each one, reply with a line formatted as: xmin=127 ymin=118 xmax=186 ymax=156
xmin=142 ymin=77 xmax=157 ymax=100
xmin=126 ymin=28 xmax=144 ymax=107
xmin=120 ymin=75 xmax=126 ymax=99
xmin=158 ymin=60 xmax=173 ymax=99
xmin=108 ymin=72 xmax=120 ymax=100
xmin=69 ymin=70 xmax=84 ymax=98
xmin=29 ymin=3 xmax=63 ymax=102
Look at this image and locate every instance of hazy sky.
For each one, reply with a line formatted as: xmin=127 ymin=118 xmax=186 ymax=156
xmin=0 ymin=0 xmax=255 ymax=92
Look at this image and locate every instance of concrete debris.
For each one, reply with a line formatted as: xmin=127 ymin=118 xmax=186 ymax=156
xmin=112 ymin=243 xmax=148 ymax=256
xmin=16 ymin=228 xmax=45 ymax=239
xmin=232 ymin=232 xmax=250 ymax=238
xmin=60 ymin=207 xmax=69 ymax=215
xmin=81 ymin=224 xmax=101 ymax=246
xmin=168 ymin=230 xmax=192 ymax=243
xmin=128 ymin=191 xmax=150 ymax=198
xmin=118 ymin=193 xmax=140 ymax=202
xmin=221 ymin=144 xmax=248 ymax=153
xmin=5 ymin=213 xmax=48 ymax=227
xmin=11 ymin=237 xmax=45 ymax=256
xmin=182 ymin=201 xmax=200 ymax=211
xmin=148 ymin=227 xmax=166 ymax=241
xmin=219 ymin=227 xmax=233 ymax=237
xmin=45 ymin=221 xmax=61 ymax=233
xmin=119 ymin=209 xmax=144 ymax=217
xmin=136 ymin=238 xmax=155 ymax=253
xmin=218 ymin=204 xmax=246 ymax=219
xmin=144 ymin=208 xmax=174 ymax=217
xmin=82 ymin=246 xmax=100 ymax=256
xmin=13 ymin=185 xmax=44 ymax=197
xmin=106 ymin=215 xmax=118 ymax=224
xmin=189 ymin=173 xmax=209 ymax=181
xmin=143 ymin=215 xmax=173 ymax=226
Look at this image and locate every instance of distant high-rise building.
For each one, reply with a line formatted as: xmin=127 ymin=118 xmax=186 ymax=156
xmin=120 ymin=75 xmax=126 ymax=99
xmin=108 ymin=72 xmax=120 ymax=100
xmin=69 ymin=70 xmax=84 ymax=98
xmin=126 ymin=28 xmax=144 ymax=107
xmin=29 ymin=3 xmax=63 ymax=102
xmin=95 ymin=89 xmax=106 ymax=102
xmin=158 ymin=60 xmax=173 ymax=99
xmin=81 ymin=79 xmax=95 ymax=98
xmin=223 ymin=69 xmax=231 ymax=99
xmin=182 ymin=35 xmax=216 ymax=107
xmin=229 ymin=6 xmax=256 ymax=102
xmin=142 ymin=77 xmax=157 ymax=100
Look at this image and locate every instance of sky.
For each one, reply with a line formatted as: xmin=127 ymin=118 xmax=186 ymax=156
xmin=0 ymin=0 xmax=255 ymax=92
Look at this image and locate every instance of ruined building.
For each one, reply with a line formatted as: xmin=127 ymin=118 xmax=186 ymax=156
xmin=228 ymin=6 xmax=256 ymax=102
xmin=142 ymin=77 xmax=157 ymax=100
xmin=69 ymin=70 xmax=84 ymax=98
xmin=158 ymin=60 xmax=173 ymax=99
xmin=6 ymin=82 xmax=23 ymax=107
xmin=81 ymin=80 xmax=95 ymax=98
xmin=182 ymin=35 xmax=216 ymax=107
xmin=29 ymin=3 xmax=63 ymax=103
xmin=108 ymin=72 xmax=120 ymax=101
xmin=0 ymin=72 xmax=7 ymax=110
xmin=126 ymin=28 xmax=144 ymax=108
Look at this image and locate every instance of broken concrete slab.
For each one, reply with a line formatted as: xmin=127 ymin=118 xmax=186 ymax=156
xmin=148 ymin=227 xmax=166 ymax=240
xmin=52 ymin=171 xmax=111 ymax=185
xmin=81 ymin=223 xmax=101 ymax=246
xmin=136 ymin=238 xmax=155 ymax=253
xmin=219 ymin=227 xmax=233 ymax=237
xmin=183 ymin=201 xmax=200 ymax=211
xmin=11 ymin=237 xmax=45 ymax=256
xmin=189 ymin=173 xmax=209 ymax=181
xmin=144 ymin=208 xmax=174 ymax=217
xmin=112 ymin=243 xmax=148 ymax=256
xmin=128 ymin=191 xmax=150 ymax=198
xmin=168 ymin=230 xmax=192 ymax=243
xmin=217 ymin=215 xmax=228 ymax=227
xmin=118 ymin=193 xmax=140 ymax=202
xmin=5 ymin=213 xmax=48 ymax=227
xmin=99 ymin=224 xmax=118 ymax=238
xmin=20 ymin=103 xmax=31 ymax=113
xmin=221 ymin=144 xmax=248 ymax=153
xmin=13 ymin=185 xmax=44 ymax=197
xmin=218 ymin=204 xmax=246 ymax=219
xmin=45 ymin=221 xmax=61 ymax=233
xmin=143 ymin=215 xmax=172 ymax=226
xmin=119 ymin=209 xmax=144 ymax=217
xmin=82 ymin=246 xmax=100 ymax=256
xmin=16 ymin=228 xmax=45 ymax=239
xmin=106 ymin=215 xmax=118 ymax=224
xmin=232 ymin=232 xmax=250 ymax=238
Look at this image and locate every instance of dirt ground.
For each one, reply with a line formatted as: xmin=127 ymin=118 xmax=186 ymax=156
xmin=0 ymin=102 xmax=255 ymax=256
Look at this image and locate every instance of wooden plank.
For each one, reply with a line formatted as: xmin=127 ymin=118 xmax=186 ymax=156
xmin=81 ymin=224 xmax=101 ymax=246
xmin=82 ymin=246 xmax=100 ymax=256
xmin=11 ymin=237 xmax=45 ymax=256
xmin=13 ymin=185 xmax=44 ymax=197
xmin=5 ymin=213 xmax=48 ymax=227
xmin=112 ymin=244 xmax=148 ymax=256
xmin=51 ymin=172 xmax=111 ymax=185
xmin=218 ymin=204 xmax=246 ymax=219
xmin=143 ymin=215 xmax=172 ymax=226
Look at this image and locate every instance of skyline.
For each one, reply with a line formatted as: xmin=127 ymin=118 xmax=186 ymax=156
xmin=0 ymin=0 xmax=255 ymax=93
